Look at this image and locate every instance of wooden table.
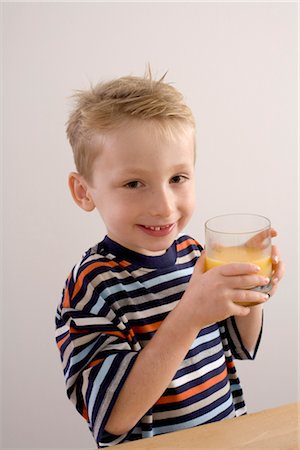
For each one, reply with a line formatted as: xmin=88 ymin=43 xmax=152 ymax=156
xmin=109 ymin=402 xmax=299 ymax=449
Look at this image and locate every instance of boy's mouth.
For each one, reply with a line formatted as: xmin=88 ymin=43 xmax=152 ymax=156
xmin=138 ymin=223 xmax=176 ymax=237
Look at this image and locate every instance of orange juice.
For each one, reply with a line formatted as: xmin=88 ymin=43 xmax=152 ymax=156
xmin=205 ymin=246 xmax=272 ymax=277
xmin=205 ymin=246 xmax=272 ymax=306
xmin=205 ymin=246 xmax=272 ymax=278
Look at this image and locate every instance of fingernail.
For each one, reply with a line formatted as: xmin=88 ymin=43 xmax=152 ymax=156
xmin=273 ymin=277 xmax=279 ymax=284
xmin=273 ymin=256 xmax=279 ymax=264
xmin=255 ymin=265 xmax=261 ymax=272
xmin=264 ymin=277 xmax=270 ymax=284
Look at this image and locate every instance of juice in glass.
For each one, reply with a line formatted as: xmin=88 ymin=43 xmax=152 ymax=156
xmin=205 ymin=246 xmax=272 ymax=278
xmin=205 ymin=214 xmax=272 ymax=306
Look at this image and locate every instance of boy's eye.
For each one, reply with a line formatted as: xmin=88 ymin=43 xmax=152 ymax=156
xmin=124 ymin=180 xmax=142 ymax=189
xmin=170 ymin=175 xmax=187 ymax=184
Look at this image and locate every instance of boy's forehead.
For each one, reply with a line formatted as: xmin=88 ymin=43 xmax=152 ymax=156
xmin=88 ymin=122 xmax=195 ymax=183
xmin=114 ymin=161 xmax=193 ymax=176
xmin=90 ymin=120 xmax=195 ymax=155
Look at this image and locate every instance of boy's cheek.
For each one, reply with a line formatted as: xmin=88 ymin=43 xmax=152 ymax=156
xmin=186 ymin=190 xmax=196 ymax=213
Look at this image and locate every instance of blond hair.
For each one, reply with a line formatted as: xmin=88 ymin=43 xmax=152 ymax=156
xmin=66 ymin=72 xmax=195 ymax=181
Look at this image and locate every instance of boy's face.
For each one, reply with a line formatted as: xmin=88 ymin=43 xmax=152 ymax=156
xmin=84 ymin=121 xmax=196 ymax=256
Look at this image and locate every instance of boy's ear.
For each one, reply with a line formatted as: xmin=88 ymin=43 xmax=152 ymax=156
xmin=68 ymin=172 xmax=95 ymax=212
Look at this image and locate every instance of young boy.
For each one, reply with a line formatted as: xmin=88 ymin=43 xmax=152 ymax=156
xmin=55 ymin=73 xmax=284 ymax=448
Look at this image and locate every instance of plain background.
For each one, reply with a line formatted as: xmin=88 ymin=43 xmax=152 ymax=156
xmin=1 ymin=2 xmax=298 ymax=449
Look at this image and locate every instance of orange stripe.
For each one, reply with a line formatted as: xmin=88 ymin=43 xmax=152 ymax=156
xmin=72 ymin=260 xmax=118 ymax=299
xmin=176 ymin=238 xmax=196 ymax=252
xmin=69 ymin=327 xmax=89 ymax=335
xmin=82 ymin=404 xmax=89 ymax=421
xmin=128 ymin=328 xmax=135 ymax=341
xmin=156 ymin=366 xmax=228 ymax=405
xmin=119 ymin=260 xmax=131 ymax=268
xmin=56 ymin=333 xmax=69 ymax=350
xmin=87 ymin=358 xmax=105 ymax=369
xmin=104 ymin=330 xmax=127 ymax=339
xmin=132 ymin=320 xmax=163 ymax=335
xmin=69 ymin=327 xmax=126 ymax=341
xmin=226 ymin=360 xmax=235 ymax=369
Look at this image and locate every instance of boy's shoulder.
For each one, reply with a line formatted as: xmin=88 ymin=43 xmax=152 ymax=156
xmin=70 ymin=240 xmax=129 ymax=279
xmin=175 ymin=234 xmax=202 ymax=253
xmin=62 ymin=241 xmax=127 ymax=309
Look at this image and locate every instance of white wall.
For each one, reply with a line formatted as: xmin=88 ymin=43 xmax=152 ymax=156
xmin=2 ymin=2 xmax=298 ymax=449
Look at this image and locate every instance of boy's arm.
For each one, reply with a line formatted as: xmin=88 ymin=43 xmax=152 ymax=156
xmin=233 ymin=304 xmax=263 ymax=354
xmin=105 ymin=253 xmax=269 ymax=436
xmin=105 ymin=296 xmax=202 ymax=435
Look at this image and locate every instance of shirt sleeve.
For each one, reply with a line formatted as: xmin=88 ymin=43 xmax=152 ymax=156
xmin=55 ymin=268 xmax=140 ymax=447
xmin=220 ymin=313 xmax=264 ymax=360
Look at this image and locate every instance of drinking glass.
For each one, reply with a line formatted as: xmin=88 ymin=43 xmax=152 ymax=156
xmin=205 ymin=213 xmax=272 ymax=306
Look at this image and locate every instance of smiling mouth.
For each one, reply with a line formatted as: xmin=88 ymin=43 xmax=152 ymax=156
xmin=143 ymin=224 xmax=173 ymax=231
xmin=138 ymin=223 xmax=176 ymax=236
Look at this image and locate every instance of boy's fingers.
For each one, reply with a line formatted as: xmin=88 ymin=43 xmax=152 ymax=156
xmin=220 ymin=263 xmax=260 ymax=277
xmin=229 ymin=274 xmax=270 ymax=290
xmin=271 ymin=245 xmax=281 ymax=265
xmin=233 ymin=289 xmax=269 ymax=305
xmin=270 ymin=228 xmax=278 ymax=238
xmin=272 ymin=260 xmax=285 ymax=283
xmin=245 ymin=228 xmax=277 ymax=250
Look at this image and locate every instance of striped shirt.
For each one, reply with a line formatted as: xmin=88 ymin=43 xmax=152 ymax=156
xmin=55 ymin=235 xmax=262 ymax=448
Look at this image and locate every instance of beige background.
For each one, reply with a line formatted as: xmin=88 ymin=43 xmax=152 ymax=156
xmin=1 ymin=2 xmax=298 ymax=449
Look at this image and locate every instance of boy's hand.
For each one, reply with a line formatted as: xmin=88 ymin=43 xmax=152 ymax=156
xmin=181 ymin=251 xmax=270 ymax=329
xmin=269 ymin=236 xmax=285 ymax=297
xmin=247 ymin=227 xmax=285 ymax=297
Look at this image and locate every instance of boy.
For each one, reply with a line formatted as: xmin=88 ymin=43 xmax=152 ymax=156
xmin=55 ymin=73 xmax=284 ymax=448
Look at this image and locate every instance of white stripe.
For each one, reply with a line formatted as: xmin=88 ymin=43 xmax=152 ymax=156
xmin=176 ymin=252 xmax=200 ymax=265
xmin=71 ymin=331 xmax=100 ymax=347
xmin=125 ymin=299 xmax=178 ymax=321
xmin=170 ymin=353 xmax=226 ymax=388
xmin=55 ymin=323 xmax=69 ymax=339
xmin=117 ymin=282 xmax=186 ymax=309
xmin=72 ymin=316 xmax=112 ymax=327
xmin=190 ymin=328 xmax=220 ymax=350
xmin=181 ymin=341 xmax=223 ymax=369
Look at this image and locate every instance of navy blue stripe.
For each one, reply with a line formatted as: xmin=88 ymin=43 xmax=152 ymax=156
xmin=154 ymin=376 xmax=229 ymax=413
xmin=154 ymin=389 xmax=232 ymax=427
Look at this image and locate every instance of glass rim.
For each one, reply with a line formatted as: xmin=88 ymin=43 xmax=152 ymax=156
xmin=205 ymin=213 xmax=271 ymax=235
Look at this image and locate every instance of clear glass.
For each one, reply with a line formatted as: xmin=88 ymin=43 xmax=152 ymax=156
xmin=205 ymin=213 xmax=272 ymax=306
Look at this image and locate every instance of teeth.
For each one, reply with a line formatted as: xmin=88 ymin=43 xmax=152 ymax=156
xmin=144 ymin=225 xmax=170 ymax=231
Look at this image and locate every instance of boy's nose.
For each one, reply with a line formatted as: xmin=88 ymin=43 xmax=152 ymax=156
xmin=148 ymin=187 xmax=174 ymax=217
